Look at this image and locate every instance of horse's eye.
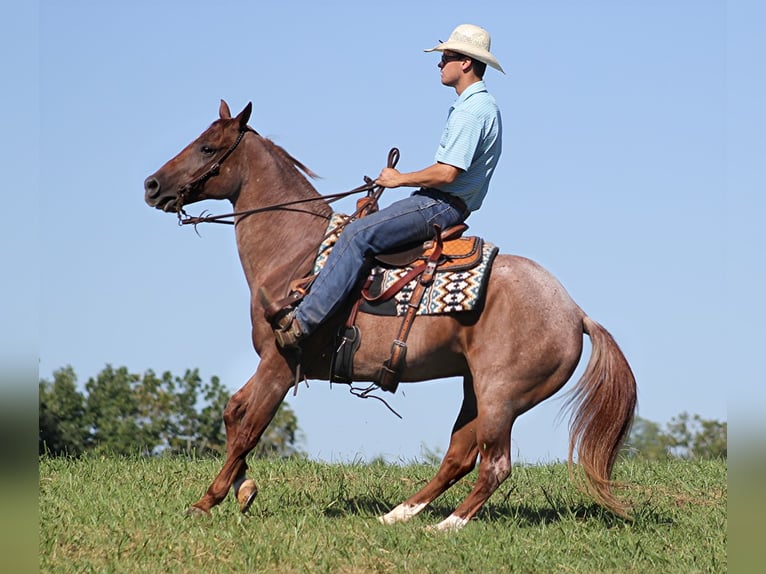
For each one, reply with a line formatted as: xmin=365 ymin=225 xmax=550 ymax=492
xmin=201 ymin=145 xmax=215 ymax=156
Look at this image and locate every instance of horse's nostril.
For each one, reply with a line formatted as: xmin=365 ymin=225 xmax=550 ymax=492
xmin=144 ymin=176 xmax=160 ymax=198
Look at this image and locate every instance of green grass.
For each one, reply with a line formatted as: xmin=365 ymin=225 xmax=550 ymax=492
xmin=40 ymin=456 xmax=726 ymax=573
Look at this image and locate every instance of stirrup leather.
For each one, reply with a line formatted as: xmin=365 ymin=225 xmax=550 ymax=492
xmin=376 ymin=225 xmax=445 ymax=393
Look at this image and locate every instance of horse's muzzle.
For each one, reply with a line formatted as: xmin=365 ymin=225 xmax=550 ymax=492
xmin=144 ymin=175 xmax=178 ymax=212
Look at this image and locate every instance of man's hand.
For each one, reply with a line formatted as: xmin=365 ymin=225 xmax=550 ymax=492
xmin=375 ymin=167 xmax=403 ymax=188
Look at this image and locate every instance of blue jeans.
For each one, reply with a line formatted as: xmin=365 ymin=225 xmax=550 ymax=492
xmin=295 ymin=189 xmax=467 ymax=334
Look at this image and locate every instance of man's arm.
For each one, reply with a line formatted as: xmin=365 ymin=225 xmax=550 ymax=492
xmin=375 ymin=162 xmax=460 ymax=189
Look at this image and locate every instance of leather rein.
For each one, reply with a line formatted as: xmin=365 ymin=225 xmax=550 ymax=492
xmin=174 ymin=127 xmax=400 ymax=229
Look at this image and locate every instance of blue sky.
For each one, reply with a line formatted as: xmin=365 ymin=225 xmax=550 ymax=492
xmin=6 ymin=0 xmax=763 ymax=463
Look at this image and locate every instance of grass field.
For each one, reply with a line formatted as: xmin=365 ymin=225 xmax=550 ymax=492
xmin=39 ymin=456 xmax=726 ymax=573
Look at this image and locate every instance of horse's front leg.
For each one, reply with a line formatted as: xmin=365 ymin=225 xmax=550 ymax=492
xmin=187 ymin=355 xmax=293 ymax=515
xmin=221 ymin=372 xmax=260 ymax=512
xmin=218 ymin=369 xmax=265 ymax=496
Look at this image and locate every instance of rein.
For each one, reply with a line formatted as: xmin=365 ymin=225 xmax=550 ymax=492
xmin=178 ymin=183 xmax=376 ymax=227
xmin=175 ymin=129 xmax=400 ymax=229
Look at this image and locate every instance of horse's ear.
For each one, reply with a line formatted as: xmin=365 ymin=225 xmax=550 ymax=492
xmin=219 ymin=99 xmax=232 ymax=120
xmin=236 ymin=102 xmax=253 ymax=129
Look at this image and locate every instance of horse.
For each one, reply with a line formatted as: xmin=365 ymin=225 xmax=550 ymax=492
xmin=144 ymin=100 xmax=637 ymax=531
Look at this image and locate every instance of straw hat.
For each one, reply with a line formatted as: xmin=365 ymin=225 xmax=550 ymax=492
xmin=425 ymin=24 xmax=504 ymax=74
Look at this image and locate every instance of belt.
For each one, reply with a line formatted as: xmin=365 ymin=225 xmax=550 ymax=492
xmin=418 ymin=187 xmax=469 ymax=218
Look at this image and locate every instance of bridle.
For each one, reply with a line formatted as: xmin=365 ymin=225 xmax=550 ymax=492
xmin=176 ymin=126 xmax=254 ymax=211
xmin=173 ymin=126 xmax=399 ymax=229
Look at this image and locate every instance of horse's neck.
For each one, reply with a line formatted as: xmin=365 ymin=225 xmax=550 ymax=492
xmin=233 ymin=137 xmax=331 ymax=295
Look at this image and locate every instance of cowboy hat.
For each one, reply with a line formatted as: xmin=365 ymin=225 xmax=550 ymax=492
xmin=424 ymin=24 xmax=504 ymax=74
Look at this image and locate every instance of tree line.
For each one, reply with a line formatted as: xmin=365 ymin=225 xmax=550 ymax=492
xmin=39 ymin=365 xmax=303 ymax=458
xmin=39 ymin=365 xmax=725 ymax=462
xmin=621 ymin=412 xmax=727 ymax=460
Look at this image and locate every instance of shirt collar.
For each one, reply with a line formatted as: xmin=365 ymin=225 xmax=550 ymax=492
xmin=452 ymin=80 xmax=487 ymax=108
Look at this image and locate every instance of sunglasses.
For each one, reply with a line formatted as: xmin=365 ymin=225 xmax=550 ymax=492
xmin=440 ymin=53 xmax=468 ymax=66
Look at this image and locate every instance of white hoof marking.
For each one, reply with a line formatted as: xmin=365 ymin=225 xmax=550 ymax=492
xmin=432 ymin=514 xmax=468 ymax=532
xmin=378 ymin=503 xmax=427 ymax=524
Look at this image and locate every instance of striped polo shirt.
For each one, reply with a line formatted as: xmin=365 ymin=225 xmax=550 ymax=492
xmin=434 ymin=80 xmax=502 ymax=212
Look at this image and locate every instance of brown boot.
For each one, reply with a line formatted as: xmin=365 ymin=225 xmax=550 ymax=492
xmin=274 ymin=311 xmax=305 ymax=349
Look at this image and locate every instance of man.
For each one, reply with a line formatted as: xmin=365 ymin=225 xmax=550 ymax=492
xmin=273 ymin=23 xmax=504 ymax=348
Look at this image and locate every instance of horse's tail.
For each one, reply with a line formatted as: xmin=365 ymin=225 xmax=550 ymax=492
xmin=564 ymin=315 xmax=637 ymax=518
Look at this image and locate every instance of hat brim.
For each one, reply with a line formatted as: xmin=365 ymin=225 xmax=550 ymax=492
xmin=425 ymin=41 xmax=505 ymax=74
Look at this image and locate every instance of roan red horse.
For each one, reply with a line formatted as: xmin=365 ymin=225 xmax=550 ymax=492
xmin=144 ymin=100 xmax=637 ymax=531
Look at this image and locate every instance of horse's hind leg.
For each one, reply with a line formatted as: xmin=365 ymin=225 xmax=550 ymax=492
xmin=431 ymin=395 xmax=514 ymax=532
xmin=380 ymin=375 xmax=480 ymax=524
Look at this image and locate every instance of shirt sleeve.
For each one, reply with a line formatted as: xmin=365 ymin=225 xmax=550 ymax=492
xmin=435 ymin=109 xmax=483 ymax=171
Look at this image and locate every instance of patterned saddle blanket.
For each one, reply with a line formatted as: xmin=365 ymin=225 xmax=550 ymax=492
xmin=314 ymin=213 xmax=498 ymax=317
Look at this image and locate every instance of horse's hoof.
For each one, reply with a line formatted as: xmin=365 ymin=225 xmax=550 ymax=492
xmin=236 ymin=478 xmax=258 ymax=514
xmin=426 ymin=514 xmax=468 ymax=532
xmin=185 ymin=505 xmax=210 ymax=518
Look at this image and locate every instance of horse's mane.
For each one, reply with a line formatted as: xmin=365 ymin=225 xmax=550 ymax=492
xmin=260 ymin=136 xmax=320 ymax=181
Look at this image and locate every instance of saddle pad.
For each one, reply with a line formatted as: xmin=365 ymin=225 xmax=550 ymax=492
xmin=360 ymin=241 xmax=499 ymax=317
xmin=312 ymin=213 xmax=499 ymax=316
xmin=312 ymin=212 xmax=349 ymax=275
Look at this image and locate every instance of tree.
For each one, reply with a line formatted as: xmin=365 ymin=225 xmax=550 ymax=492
xmin=133 ymin=369 xmax=175 ymax=451
xmin=39 ymin=365 xmax=305 ymax=458
xmin=83 ymin=366 xmax=231 ymax=456
xmin=84 ymin=365 xmax=155 ymax=455
xmin=621 ymin=416 xmax=673 ymax=461
xmin=39 ymin=366 xmax=88 ymax=456
xmin=196 ymin=374 xmax=232 ymax=454
xmin=159 ymin=369 xmax=230 ymax=456
xmin=665 ymin=412 xmax=727 ymax=459
xmin=621 ymin=412 xmax=727 ymax=461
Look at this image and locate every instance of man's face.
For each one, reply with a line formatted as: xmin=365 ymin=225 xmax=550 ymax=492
xmin=438 ymin=51 xmax=467 ymax=87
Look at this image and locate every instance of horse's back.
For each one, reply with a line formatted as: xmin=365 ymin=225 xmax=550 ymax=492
xmin=487 ymin=253 xmax=584 ymax=321
xmin=350 ymin=252 xmax=586 ymax=384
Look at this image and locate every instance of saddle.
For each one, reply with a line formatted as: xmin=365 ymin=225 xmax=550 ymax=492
xmin=332 ymin=223 xmax=485 ymax=394
xmin=374 ymin=223 xmax=473 ymax=267
xmin=360 ymin=227 xmax=483 ymax=306
xmin=262 ymin=216 xmax=488 ymax=395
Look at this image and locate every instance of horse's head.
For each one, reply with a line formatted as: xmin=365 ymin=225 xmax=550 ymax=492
xmin=144 ymin=100 xmax=253 ymax=213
